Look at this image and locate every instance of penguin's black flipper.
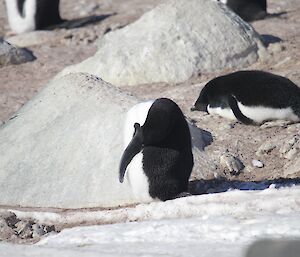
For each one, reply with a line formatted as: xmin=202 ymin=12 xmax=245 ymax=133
xmin=119 ymin=123 xmax=143 ymax=183
xmin=228 ymin=95 xmax=254 ymax=125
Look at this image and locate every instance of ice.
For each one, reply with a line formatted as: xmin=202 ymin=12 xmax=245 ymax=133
xmin=1 ymin=186 xmax=299 ymax=257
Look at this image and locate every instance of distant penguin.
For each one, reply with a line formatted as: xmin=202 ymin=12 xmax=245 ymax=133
xmin=218 ymin=0 xmax=267 ymax=21
xmin=119 ymin=98 xmax=194 ymax=202
xmin=191 ymin=70 xmax=300 ymax=125
xmin=5 ymin=0 xmax=63 ymax=34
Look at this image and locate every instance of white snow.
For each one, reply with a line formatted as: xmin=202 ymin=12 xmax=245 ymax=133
xmin=1 ymin=186 xmax=300 ymax=257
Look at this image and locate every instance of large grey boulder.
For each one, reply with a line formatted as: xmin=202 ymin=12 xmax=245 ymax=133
xmin=0 ymin=73 xmax=212 ymax=209
xmin=59 ymin=0 xmax=265 ymax=86
xmin=0 ymin=39 xmax=35 ymax=67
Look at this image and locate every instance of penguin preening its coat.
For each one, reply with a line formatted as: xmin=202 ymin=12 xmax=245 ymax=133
xmin=191 ymin=70 xmax=300 ymax=125
xmin=5 ymin=0 xmax=62 ymax=34
xmin=218 ymin=0 xmax=267 ymax=22
xmin=119 ymin=98 xmax=194 ymax=202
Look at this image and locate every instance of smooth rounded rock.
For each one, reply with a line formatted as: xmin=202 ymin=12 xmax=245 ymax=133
xmin=0 ymin=73 xmax=211 ymax=209
xmin=59 ymin=0 xmax=265 ymax=86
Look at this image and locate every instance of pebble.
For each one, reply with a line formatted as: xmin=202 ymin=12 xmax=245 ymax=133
xmin=256 ymin=142 xmax=276 ymax=156
xmin=220 ymin=151 xmax=245 ymax=175
xmin=252 ymin=159 xmax=264 ymax=168
xmin=279 ymin=136 xmax=299 ymax=160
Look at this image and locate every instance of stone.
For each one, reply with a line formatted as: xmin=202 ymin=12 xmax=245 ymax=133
xmin=279 ymin=136 xmax=299 ymax=160
xmin=256 ymin=142 xmax=276 ymax=156
xmin=59 ymin=0 xmax=265 ymax=86
xmin=0 ymin=38 xmax=35 ymax=67
xmin=0 ymin=219 xmax=15 ymax=240
xmin=283 ymin=158 xmax=300 ymax=178
xmin=6 ymin=30 xmax=66 ymax=48
xmin=1 ymin=211 xmax=19 ymax=228
xmin=252 ymin=159 xmax=264 ymax=168
xmin=247 ymin=239 xmax=300 ymax=257
xmin=32 ymin=224 xmax=46 ymax=237
xmin=0 ymin=73 xmax=213 ymax=209
xmin=220 ymin=151 xmax=244 ymax=175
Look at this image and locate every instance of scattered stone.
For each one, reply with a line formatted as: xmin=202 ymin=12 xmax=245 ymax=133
xmin=2 ymin=211 xmax=19 ymax=227
xmin=15 ymin=220 xmax=34 ymax=239
xmin=32 ymin=224 xmax=46 ymax=237
xmin=0 ymin=38 xmax=35 ymax=67
xmin=6 ymin=30 xmax=67 ymax=48
xmin=279 ymin=136 xmax=300 ymax=160
xmin=283 ymin=158 xmax=300 ymax=178
xmin=44 ymin=225 xmax=56 ymax=234
xmin=220 ymin=151 xmax=245 ymax=175
xmin=256 ymin=142 xmax=276 ymax=156
xmin=0 ymin=219 xmax=16 ymax=240
xmin=59 ymin=0 xmax=265 ymax=86
xmin=268 ymin=43 xmax=286 ymax=54
xmin=252 ymin=159 xmax=264 ymax=168
xmin=260 ymin=120 xmax=290 ymax=129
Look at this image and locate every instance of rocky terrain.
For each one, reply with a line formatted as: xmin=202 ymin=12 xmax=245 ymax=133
xmin=0 ymin=0 xmax=300 ymax=245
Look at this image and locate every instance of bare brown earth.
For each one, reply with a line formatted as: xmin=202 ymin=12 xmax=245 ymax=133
xmin=0 ymin=0 xmax=300 ymax=244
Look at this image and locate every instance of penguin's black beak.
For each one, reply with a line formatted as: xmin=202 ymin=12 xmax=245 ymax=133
xmin=119 ymin=123 xmax=144 ymax=183
xmin=190 ymin=103 xmax=208 ymax=113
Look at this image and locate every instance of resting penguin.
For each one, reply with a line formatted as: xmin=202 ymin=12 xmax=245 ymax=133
xmin=5 ymin=0 xmax=63 ymax=34
xmin=119 ymin=98 xmax=194 ymax=202
xmin=218 ymin=0 xmax=267 ymax=22
xmin=191 ymin=70 xmax=300 ymax=125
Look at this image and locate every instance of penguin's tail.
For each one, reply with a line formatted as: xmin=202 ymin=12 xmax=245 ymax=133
xmin=119 ymin=123 xmax=143 ymax=183
xmin=228 ymin=95 xmax=254 ymax=125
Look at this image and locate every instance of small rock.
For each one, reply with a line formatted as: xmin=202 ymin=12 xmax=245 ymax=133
xmin=268 ymin=43 xmax=285 ymax=54
xmin=252 ymin=159 xmax=264 ymax=168
xmin=15 ymin=220 xmax=34 ymax=239
xmin=283 ymin=158 xmax=300 ymax=178
xmin=256 ymin=142 xmax=276 ymax=156
xmin=279 ymin=136 xmax=299 ymax=160
xmin=1 ymin=211 xmax=19 ymax=227
xmin=0 ymin=38 xmax=35 ymax=67
xmin=0 ymin=219 xmax=16 ymax=240
xmin=220 ymin=152 xmax=245 ymax=175
xmin=32 ymin=224 xmax=46 ymax=237
xmin=44 ymin=225 xmax=56 ymax=233
xmin=260 ymin=120 xmax=290 ymax=129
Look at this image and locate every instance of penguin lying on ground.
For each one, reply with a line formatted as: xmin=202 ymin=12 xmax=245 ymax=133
xmin=119 ymin=98 xmax=194 ymax=202
xmin=191 ymin=70 xmax=300 ymax=125
xmin=218 ymin=0 xmax=267 ymax=21
xmin=5 ymin=0 xmax=111 ymax=34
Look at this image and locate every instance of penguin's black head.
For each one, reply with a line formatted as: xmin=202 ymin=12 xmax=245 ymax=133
xmin=141 ymin=98 xmax=181 ymax=146
xmin=191 ymin=84 xmax=210 ymax=113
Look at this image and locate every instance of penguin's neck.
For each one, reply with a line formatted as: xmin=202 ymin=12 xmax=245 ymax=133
xmin=6 ymin=0 xmax=37 ymax=33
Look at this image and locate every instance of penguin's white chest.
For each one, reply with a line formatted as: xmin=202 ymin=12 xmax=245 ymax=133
xmin=238 ymin=104 xmax=300 ymax=124
xmin=207 ymin=105 xmax=236 ymax=120
xmin=208 ymin=103 xmax=300 ymax=124
xmin=126 ymin=152 xmax=153 ymax=202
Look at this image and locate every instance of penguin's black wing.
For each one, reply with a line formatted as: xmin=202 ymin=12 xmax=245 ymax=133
xmin=119 ymin=123 xmax=143 ymax=183
xmin=228 ymin=95 xmax=254 ymax=125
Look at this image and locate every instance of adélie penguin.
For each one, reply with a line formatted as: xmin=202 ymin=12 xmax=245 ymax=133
xmin=191 ymin=70 xmax=300 ymax=125
xmin=119 ymin=98 xmax=194 ymax=202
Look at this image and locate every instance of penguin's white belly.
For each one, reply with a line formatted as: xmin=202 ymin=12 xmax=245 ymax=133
xmin=208 ymin=103 xmax=300 ymax=124
xmin=5 ymin=0 xmax=37 ymax=33
xmin=126 ymin=152 xmax=153 ymax=203
xmin=207 ymin=105 xmax=236 ymax=120
xmin=238 ymin=103 xmax=300 ymax=124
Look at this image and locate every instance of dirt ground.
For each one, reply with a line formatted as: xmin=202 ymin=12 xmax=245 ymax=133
xmin=0 ymin=0 xmax=300 ymax=244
